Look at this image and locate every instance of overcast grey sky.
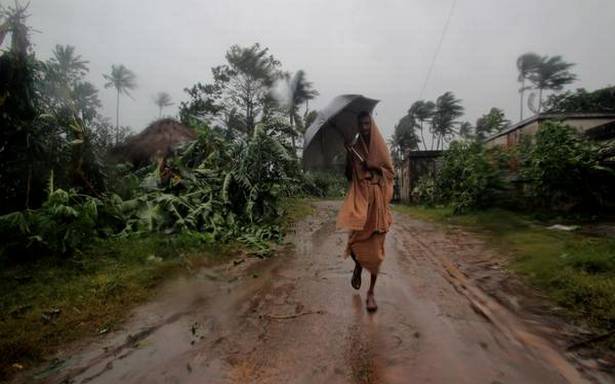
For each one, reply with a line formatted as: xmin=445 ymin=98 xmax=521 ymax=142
xmin=25 ymin=0 xmax=615 ymax=140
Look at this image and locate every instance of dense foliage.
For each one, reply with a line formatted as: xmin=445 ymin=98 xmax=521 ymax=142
xmin=519 ymin=121 xmax=614 ymax=211
xmin=434 ymin=141 xmax=502 ymax=213
xmin=475 ymin=107 xmax=510 ymax=140
xmin=0 ymin=120 xmax=315 ymax=259
xmin=411 ymin=121 xmax=615 ymax=214
xmin=544 ymin=86 xmax=615 ymax=114
xmin=0 ymin=7 xmax=331 ymax=263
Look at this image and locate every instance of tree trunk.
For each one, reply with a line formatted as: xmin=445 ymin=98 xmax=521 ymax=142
xmin=519 ymin=78 xmax=525 ymax=120
xmin=246 ymin=101 xmax=253 ymax=136
xmin=290 ymin=110 xmax=296 ymax=156
xmin=159 ymin=106 xmax=162 ymax=118
xmin=25 ymin=165 xmax=31 ymax=209
xmin=538 ymin=88 xmax=543 ymax=113
xmin=419 ymin=121 xmax=427 ymax=151
xmin=115 ymin=88 xmax=120 ymax=145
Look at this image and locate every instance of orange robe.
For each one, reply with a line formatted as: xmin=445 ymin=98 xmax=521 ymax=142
xmin=336 ymin=118 xmax=394 ymax=274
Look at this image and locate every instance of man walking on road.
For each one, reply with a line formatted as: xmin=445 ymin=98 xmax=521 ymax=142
xmin=337 ymin=111 xmax=394 ymax=312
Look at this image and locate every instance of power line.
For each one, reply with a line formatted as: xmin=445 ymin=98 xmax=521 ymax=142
xmin=417 ymin=0 xmax=457 ymax=100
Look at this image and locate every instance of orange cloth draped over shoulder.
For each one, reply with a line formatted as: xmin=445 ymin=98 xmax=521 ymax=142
xmin=336 ymin=117 xmax=394 ymax=274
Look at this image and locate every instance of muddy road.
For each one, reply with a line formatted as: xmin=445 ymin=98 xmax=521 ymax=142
xmin=27 ymin=201 xmax=611 ymax=384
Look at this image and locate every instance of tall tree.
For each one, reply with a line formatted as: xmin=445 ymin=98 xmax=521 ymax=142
xmin=153 ymin=92 xmax=173 ymax=118
xmin=220 ymin=43 xmax=282 ymax=135
xmin=431 ymin=92 xmax=464 ymax=150
xmin=49 ymin=44 xmax=89 ymax=83
xmin=528 ymin=55 xmax=576 ymax=113
xmin=408 ymin=100 xmax=435 ymax=150
xmin=391 ymin=114 xmax=420 ymax=166
xmin=179 ymin=81 xmax=225 ymax=125
xmin=0 ymin=2 xmax=41 ymax=211
xmin=284 ymin=70 xmax=319 ymax=154
xmin=475 ymin=107 xmax=510 ymax=140
xmin=516 ymin=52 xmax=541 ymax=120
xmin=44 ymin=45 xmax=94 ymax=113
xmin=103 ymin=64 xmax=137 ymax=144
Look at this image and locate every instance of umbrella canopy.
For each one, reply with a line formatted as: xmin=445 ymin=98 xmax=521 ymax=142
xmin=303 ymin=94 xmax=379 ymax=169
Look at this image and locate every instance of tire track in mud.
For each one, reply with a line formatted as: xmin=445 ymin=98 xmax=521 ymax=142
xmin=391 ymin=217 xmax=589 ymax=383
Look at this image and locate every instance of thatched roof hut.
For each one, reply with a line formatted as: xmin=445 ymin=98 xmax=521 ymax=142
xmin=111 ymin=118 xmax=196 ymax=167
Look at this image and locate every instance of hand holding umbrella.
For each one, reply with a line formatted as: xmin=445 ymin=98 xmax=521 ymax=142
xmin=344 ymin=132 xmax=366 ymax=165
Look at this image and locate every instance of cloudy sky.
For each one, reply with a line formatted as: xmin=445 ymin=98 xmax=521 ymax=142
xmin=26 ymin=0 xmax=615 ymax=140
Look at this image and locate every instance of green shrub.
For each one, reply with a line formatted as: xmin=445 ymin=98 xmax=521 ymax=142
xmin=520 ymin=121 xmax=614 ymax=211
xmin=0 ymin=173 xmax=103 ymax=259
xmin=411 ymin=175 xmax=438 ymax=206
xmin=435 ymin=141 xmax=501 ymax=213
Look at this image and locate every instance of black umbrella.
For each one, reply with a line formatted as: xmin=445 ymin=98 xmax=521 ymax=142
xmin=303 ymin=94 xmax=379 ymax=169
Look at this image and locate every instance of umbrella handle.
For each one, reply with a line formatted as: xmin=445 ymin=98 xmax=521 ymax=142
xmin=333 ymin=125 xmax=365 ymax=164
xmin=347 ymin=146 xmax=365 ymax=163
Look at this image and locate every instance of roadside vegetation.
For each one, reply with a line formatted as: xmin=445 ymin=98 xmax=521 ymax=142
xmin=399 ymin=121 xmax=615 ymax=347
xmin=0 ymin=5 xmax=330 ymax=379
xmin=392 ymin=50 xmax=615 ymax=349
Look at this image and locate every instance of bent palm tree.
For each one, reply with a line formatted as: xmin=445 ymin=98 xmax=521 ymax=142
xmin=408 ymin=100 xmax=435 ymax=150
xmin=516 ymin=52 xmax=541 ymax=120
xmin=528 ymin=55 xmax=576 ymax=113
xmin=285 ymin=70 xmax=319 ymax=154
xmin=458 ymin=121 xmax=473 ymax=140
xmin=104 ymin=64 xmax=137 ymax=144
xmin=154 ymin=92 xmax=174 ymax=118
xmin=432 ymin=92 xmax=464 ymax=150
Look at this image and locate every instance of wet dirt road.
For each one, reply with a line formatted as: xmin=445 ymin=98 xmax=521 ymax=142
xmin=31 ymin=201 xmax=610 ymax=384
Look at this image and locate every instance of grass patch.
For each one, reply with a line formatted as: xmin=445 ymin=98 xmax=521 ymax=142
xmin=395 ymin=204 xmax=615 ymax=339
xmin=0 ymin=234 xmax=237 ymax=379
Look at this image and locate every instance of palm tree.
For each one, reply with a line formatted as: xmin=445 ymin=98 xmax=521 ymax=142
xmin=154 ymin=92 xmax=174 ymax=118
xmin=408 ymin=100 xmax=435 ymax=151
xmin=528 ymin=55 xmax=576 ymax=113
xmin=72 ymin=81 xmax=101 ymax=122
xmin=103 ymin=64 xmax=137 ymax=144
xmin=50 ymin=45 xmax=89 ymax=83
xmin=432 ymin=92 xmax=464 ymax=150
xmin=285 ymin=70 xmax=319 ymax=153
xmin=458 ymin=121 xmax=473 ymax=140
xmin=392 ymin=114 xmax=419 ymax=164
xmin=516 ymin=52 xmax=541 ymax=120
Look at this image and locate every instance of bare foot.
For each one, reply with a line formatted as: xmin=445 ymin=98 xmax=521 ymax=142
xmin=366 ymin=292 xmax=377 ymax=312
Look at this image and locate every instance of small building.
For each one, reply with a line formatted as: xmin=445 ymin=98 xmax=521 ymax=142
xmin=397 ymin=150 xmax=442 ymax=202
xmin=485 ymin=112 xmax=615 ymax=147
